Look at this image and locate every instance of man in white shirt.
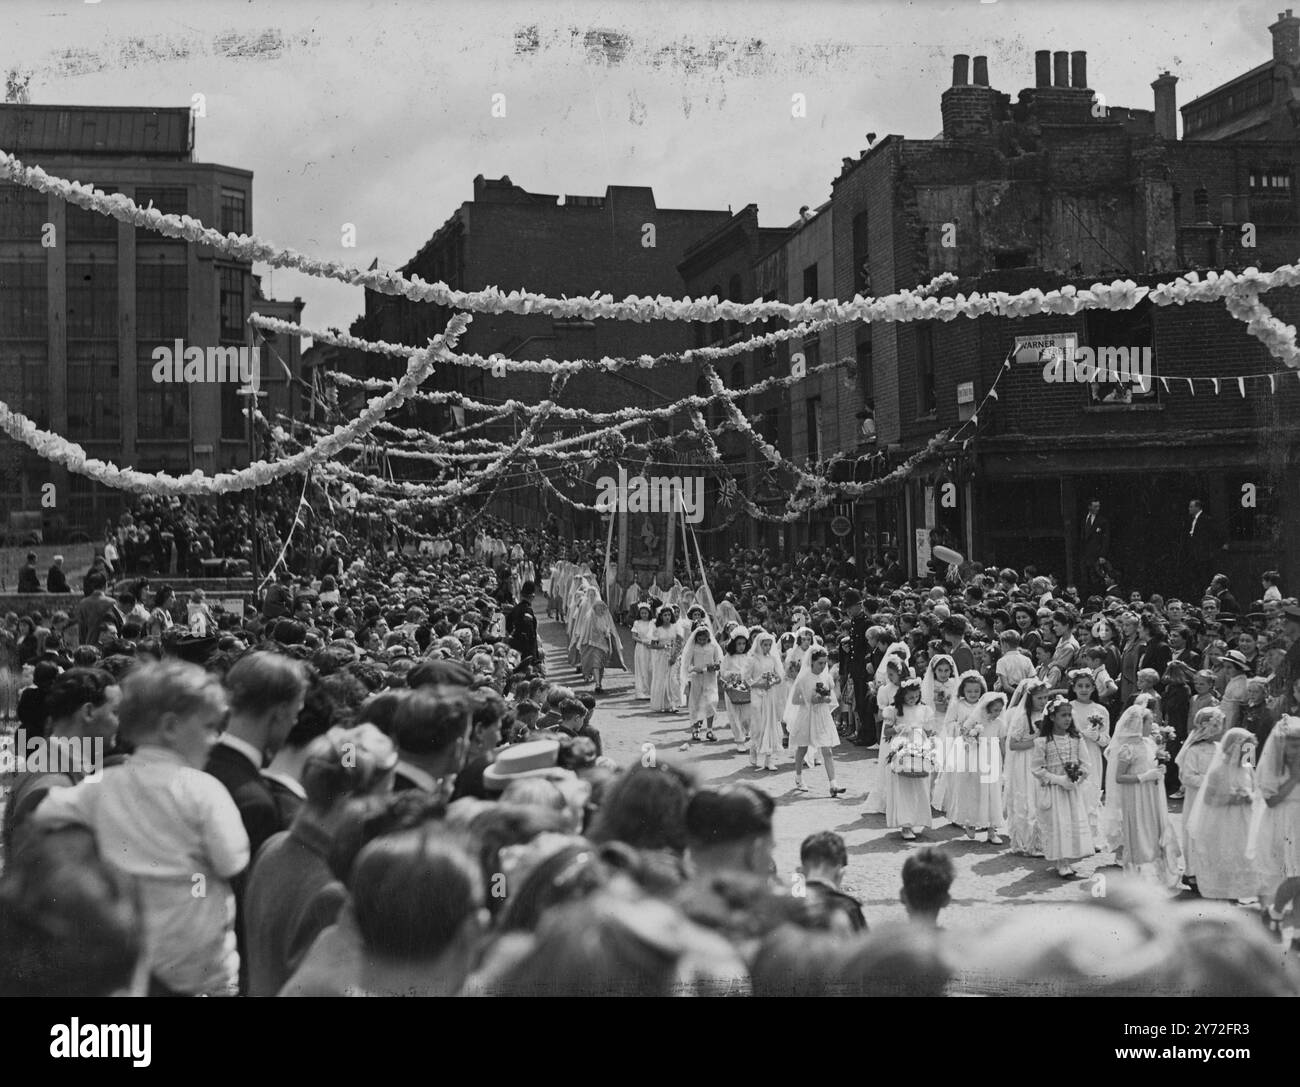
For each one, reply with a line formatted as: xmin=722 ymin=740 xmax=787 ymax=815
xmin=995 ymin=630 xmax=1035 ymax=694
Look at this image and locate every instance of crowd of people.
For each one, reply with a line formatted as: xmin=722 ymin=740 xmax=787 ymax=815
xmin=0 ymin=502 xmax=1297 ymax=997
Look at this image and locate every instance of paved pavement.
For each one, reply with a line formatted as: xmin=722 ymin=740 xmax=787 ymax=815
xmin=538 ymin=606 xmax=1207 ymax=931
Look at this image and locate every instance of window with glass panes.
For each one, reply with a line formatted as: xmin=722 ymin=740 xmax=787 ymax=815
xmin=805 ymin=396 xmax=822 ymax=462
xmin=135 ymin=261 xmax=188 ymax=341
xmin=220 ymin=189 xmax=247 ymax=235
xmin=134 ymin=188 xmax=188 ymax=239
xmin=220 ymin=267 xmax=246 ymax=339
xmin=0 ymin=342 xmax=48 ymax=427
xmin=0 ymin=183 xmax=47 ymax=239
xmin=915 ymin=324 xmax=936 ymax=416
xmin=136 ymin=351 xmax=189 ymax=440
xmin=0 ymin=261 xmax=47 ymax=338
xmin=66 ymin=342 xmax=120 ymax=441
xmin=65 ymin=186 xmax=118 ymax=241
xmin=65 ymin=261 xmax=119 ymax=440
xmin=1249 ymin=167 xmax=1294 ymax=224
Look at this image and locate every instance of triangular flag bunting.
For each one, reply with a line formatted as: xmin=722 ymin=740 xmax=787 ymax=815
xmin=1269 ymin=374 xmax=1276 ymax=394
xmin=1158 ymin=377 xmax=1169 ymax=392
xmin=969 ymin=413 xmax=978 ymax=426
xmin=988 ymin=389 xmax=999 ymax=400
xmin=1212 ymin=378 xmax=1220 ymax=394
xmin=1187 ymin=378 xmax=1195 ymax=395
xmin=1238 ymin=377 xmax=1246 ymax=397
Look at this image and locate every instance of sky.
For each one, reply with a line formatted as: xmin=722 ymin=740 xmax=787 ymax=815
xmin=1 ymin=0 xmax=1274 ymax=338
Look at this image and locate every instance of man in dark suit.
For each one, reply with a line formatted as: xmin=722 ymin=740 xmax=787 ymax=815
xmin=506 ymin=581 xmax=541 ymax=669
xmin=1078 ymin=498 xmax=1110 ymax=597
xmin=17 ymin=552 xmax=41 ymax=593
xmin=1184 ymin=498 xmax=1221 ymax=603
xmin=391 ymin=686 xmax=473 ymax=797
xmin=841 ymin=589 xmax=875 ymax=746
xmin=205 ymin=651 xmax=308 ymax=994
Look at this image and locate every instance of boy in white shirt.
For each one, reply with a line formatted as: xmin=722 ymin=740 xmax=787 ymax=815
xmin=1262 ymin=570 xmax=1282 ymax=603
xmin=995 ymin=630 xmax=1035 ymax=694
xmin=32 ymin=661 xmax=248 ymax=996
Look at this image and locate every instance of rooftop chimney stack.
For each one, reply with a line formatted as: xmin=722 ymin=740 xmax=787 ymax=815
xmin=1070 ymin=51 xmax=1087 ymax=88
xmin=953 ymin=54 xmax=970 ymax=86
xmin=1271 ymin=9 xmax=1300 ymax=68
xmin=1053 ymin=51 xmax=1069 ymax=87
xmin=973 ymin=55 xmax=989 ymax=86
xmin=1151 ymin=71 xmax=1178 ymax=139
xmin=1035 ymin=50 xmax=1052 ymax=87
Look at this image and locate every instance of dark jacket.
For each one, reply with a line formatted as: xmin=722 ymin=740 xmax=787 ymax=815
xmin=205 ymin=739 xmax=283 ymax=994
xmin=505 ymin=600 xmax=540 ymax=661
xmin=46 ymin=565 xmax=70 ymax=593
xmin=243 ymin=818 xmax=347 ymax=998
xmin=17 ymin=564 xmax=41 ymax=593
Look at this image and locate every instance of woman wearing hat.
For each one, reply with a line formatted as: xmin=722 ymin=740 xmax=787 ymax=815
xmin=681 ymin=624 xmax=723 ymax=743
xmin=720 ymin=628 xmax=755 ymax=754
xmin=1218 ymin=649 xmax=1252 ymax=733
xmin=630 ymin=602 xmax=656 ymax=700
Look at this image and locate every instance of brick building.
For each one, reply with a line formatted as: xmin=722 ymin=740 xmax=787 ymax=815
xmin=819 ymin=20 xmax=1300 ymax=592
xmin=353 ymin=175 xmax=731 ymax=531
xmin=0 ymin=104 xmax=293 ymax=537
xmin=676 ymin=204 xmax=793 ymax=555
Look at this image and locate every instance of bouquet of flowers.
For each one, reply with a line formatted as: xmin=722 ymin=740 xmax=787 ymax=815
xmin=761 ymin=669 xmax=781 ymax=689
xmin=813 ymin=681 xmax=832 ymax=703
xmin=1062 ymin=761 xmax=1085 ymax=784
xmin=889 ymin=729 xmax=936 ymax=777
xmin=1086 ymin=712 xmax=1107 ymax=735
xmin=958 ymin=718 xmax=984 ymax=742
xmin=1153 ymin=723 xmax=1176 ymax=764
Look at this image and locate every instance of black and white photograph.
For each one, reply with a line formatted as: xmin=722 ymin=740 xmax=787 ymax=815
xmin=0 ymin=0 xmax=1298 ymax=1031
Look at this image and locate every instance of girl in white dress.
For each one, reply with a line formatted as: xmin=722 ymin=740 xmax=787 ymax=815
xmin=746 ymin=630 xmax=785 ymax=771
xmin=785 ymin=627 xmax=821 ymax=768
xmin=1004 ymin=678 xmax=1049 ymax=856
xmin=1068 ymin=668 xmax=1110 ymax=839
xmin=1186 ymin=727 xmax=1262 ymax=904
xmin=1102 ymin=702 xmax=1182 ymax=889
xmin=648 ymin=606 xmax=682 ymax=714
xmin=865 ymin=655 xmax=909 ymax=815
xmin=786 ymin=645 xmax=845 ymax=797
xmin=934 ymin=670 xmax=987 ymax=815
xmin=1031 ymin=695 xmax=1095 ymax=878
xmin=773 ymin=632 xmax=797 ymax=752
xmin=630 ymin=602 xmax=655 ymax=700
xmin=1248 ymin=715 xmax=1300 ymax=903
xmin=681 ymin=624 xmax=722 ymax=743
xmin=883 ymin=677 xmax=936 ymax=839
xmin=946 ymin=690 xmax=1008 ymax=844
xmin=720 ymin=628 xmax=754 ymax=753
xmin=921 ymin=653 xmax=957 ymax=722
xmin=1175 ymin=705 xmax=1225 ymax=890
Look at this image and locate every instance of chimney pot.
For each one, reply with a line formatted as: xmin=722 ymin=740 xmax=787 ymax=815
xmin=1152 ymin=71 xmax=1179 ymax=139
xmin=1272 ymin=9 xmax=1300 ymax=68
xmin=1053 ymin=51 xmax=1069 ymax=87
xmin=953 ymin=54 xmax=970 ymax=86
xmin=1035 ymin=50 xmax=1052 ymax=87
xmin=1070 ymin=51 xmax=1087 ymax=88
xmin=972 ymin=55 xmax=989 ymax=86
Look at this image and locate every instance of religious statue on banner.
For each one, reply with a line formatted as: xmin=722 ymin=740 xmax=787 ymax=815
xmin=638 ymin=513 xmax=660 ymax=557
